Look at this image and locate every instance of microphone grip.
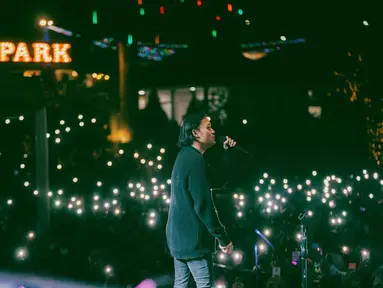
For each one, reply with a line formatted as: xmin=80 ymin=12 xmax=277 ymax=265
xmin=218 ymin=136 xmax=250 ymax=154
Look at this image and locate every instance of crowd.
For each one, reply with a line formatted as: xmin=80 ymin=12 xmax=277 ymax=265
xmin=0 ymin=86 xmax=382 ymax=288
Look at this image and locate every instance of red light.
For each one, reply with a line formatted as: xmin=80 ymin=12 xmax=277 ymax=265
xmin=160 ymin=6 xmax=165 ymax=14
xmin=227 ymin=4 xmax=232 ymax=12
xmin=216 ymin=16 xmax=221 ymax=21
xmin=197 ymin=0 xmax=202 ymax=6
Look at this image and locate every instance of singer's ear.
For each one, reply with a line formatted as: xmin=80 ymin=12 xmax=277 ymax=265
xmin=192 ymin=129 xmax=199 ymax=139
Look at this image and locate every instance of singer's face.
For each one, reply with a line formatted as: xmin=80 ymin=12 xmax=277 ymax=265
xmin=195 ymin=117 xmax=216 ymax=147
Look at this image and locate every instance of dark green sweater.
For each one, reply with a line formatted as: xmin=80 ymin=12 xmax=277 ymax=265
xmin=166 ymin=146 xmax=231 ymax=260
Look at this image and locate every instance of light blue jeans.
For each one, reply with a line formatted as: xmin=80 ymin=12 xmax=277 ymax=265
xmin=173 ymin=255 xmax=214 ymax=288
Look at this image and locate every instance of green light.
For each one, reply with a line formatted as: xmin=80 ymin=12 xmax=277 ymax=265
xmin=212 ymin=30 xmax=217 ymax=38
xmin=140 ymin=8 xmax=145 ymax=15
xmin=128 ymin=34 xmax=133 ymax=46
xmin=92 ymin=10 xmax=98 ymax=24
xmin=238 ymin=9 xmax=243 ymax=15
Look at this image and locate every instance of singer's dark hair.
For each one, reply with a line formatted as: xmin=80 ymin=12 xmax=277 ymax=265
xmin=178 ymin=111 xmax=207 ymax=147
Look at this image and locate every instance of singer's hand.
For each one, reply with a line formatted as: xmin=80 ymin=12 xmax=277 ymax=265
xmin=223 ymin=136 xmax=236 ymax=150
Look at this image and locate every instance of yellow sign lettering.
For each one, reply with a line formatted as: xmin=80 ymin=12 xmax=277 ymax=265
xmin=0 ymin=41 xmax=72 ymax=63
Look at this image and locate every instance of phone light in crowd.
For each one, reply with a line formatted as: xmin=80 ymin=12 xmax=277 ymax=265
xmin=16 ymin=247 xmax=27 ymax=260
xmin=296 ymin=233 xmax=302 ymax=241
xmin=217 ymin=252 xmax=227 ymax=262
xmin=255 ymin=229 xmax=274 ymax=249
xmin=104 ymin=265 xmax=113 ymax=276
xmin=27 ymin=231 xmax=35 ymax=240
xmin=232 ymin=251 xmax=243 ymax=264
xmin=258 ymin=243 xmax=267 ymax=253
xmin=147 ymin=211 xmax=157 ymax=227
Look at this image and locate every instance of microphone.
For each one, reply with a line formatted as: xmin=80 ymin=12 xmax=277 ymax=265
xmin=217 ymin=136 xmax=251 ymax=155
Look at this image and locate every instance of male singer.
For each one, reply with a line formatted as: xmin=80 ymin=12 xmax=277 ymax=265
xmin=166 ymin=111 xmax=235 ymax=288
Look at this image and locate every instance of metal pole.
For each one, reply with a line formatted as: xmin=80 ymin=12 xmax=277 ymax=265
xmin=254 ymin=244 xmax=259 ymax=288
xmin=299 ymin=213 xmax=308 ymax=288
xmin=118 ymin=42 xmax=128 ymax=121
xmin=35 ymin=107 xmax=50 ymax=236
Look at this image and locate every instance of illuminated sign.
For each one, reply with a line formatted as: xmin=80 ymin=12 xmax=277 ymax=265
xmin=0 ymin=42 xmax=72 ymax=63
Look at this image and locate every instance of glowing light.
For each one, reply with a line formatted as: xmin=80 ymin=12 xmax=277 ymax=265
xmin=52 ymin=43 xmax=72 ymax=63
xmin=242 ymin=51 xmax=267 ymax=61
xmin=12 ymin=42 xmax=32 ymax=62
xmin=0 ymin=42 xmax=15 ymax=62
xmin=0 ymin=42 xmax=71 ymax=63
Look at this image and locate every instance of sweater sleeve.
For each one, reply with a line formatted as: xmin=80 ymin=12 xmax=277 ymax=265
xmin=188 ymin=156 xmax=230 ymax=247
